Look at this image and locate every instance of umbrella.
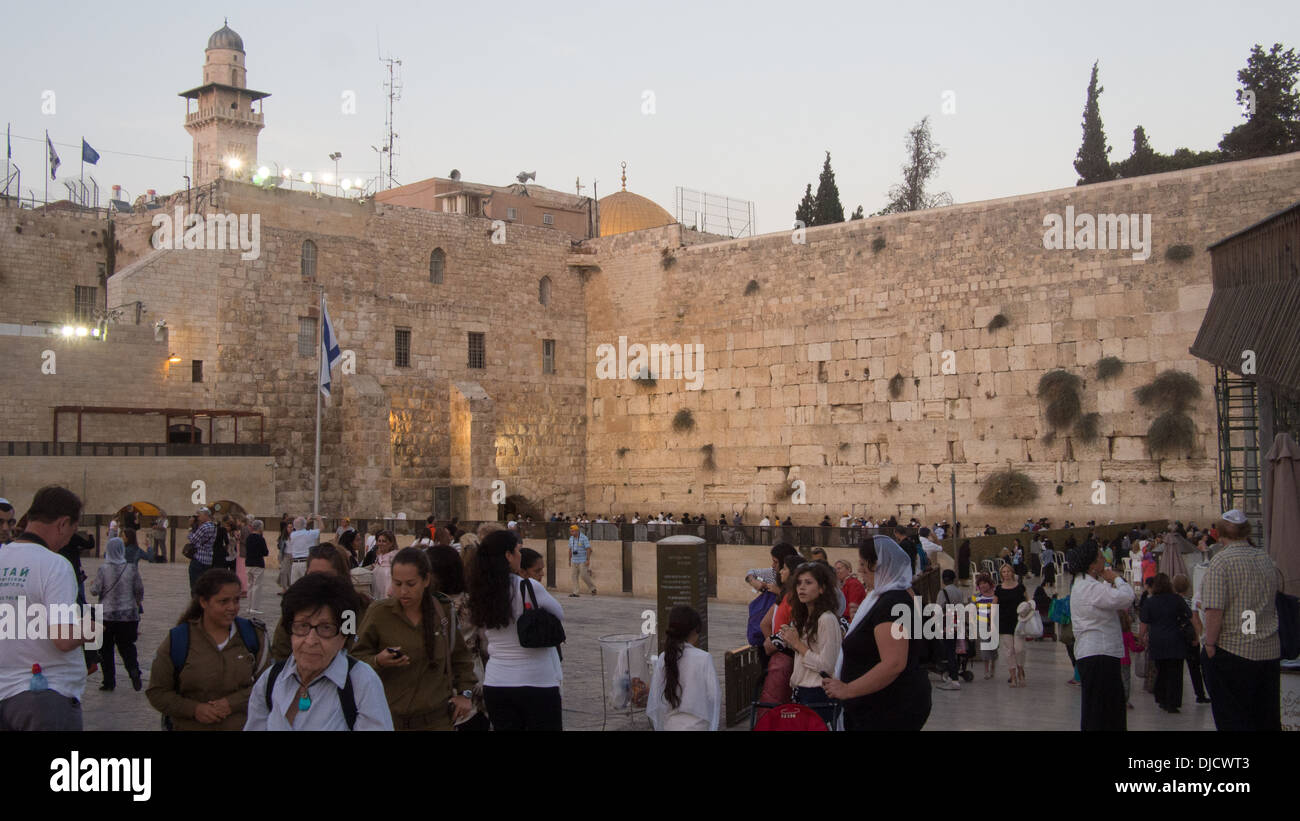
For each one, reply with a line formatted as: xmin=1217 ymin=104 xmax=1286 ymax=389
xmin=1265 ymin=432 xmax=1300 ymax=594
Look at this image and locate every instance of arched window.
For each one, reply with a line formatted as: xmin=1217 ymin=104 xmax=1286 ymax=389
xmin=538 ymin=275 xmax=551 ymax=305
xmin=429 ymin=248 xmax=445 ymax=284
xmin=301 ymin=240 xmax=317 ymax=279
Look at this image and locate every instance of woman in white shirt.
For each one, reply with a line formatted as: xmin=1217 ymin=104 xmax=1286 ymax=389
xmin=1068 ymin=541 xmax=1134 ymax=731
xmin=648 ymin=606 xmax=719 ymax=731
xmin=466 ymin=530 xmax=564 ymax=731
xmin=777 ymin=561 xmax=843 ymax=726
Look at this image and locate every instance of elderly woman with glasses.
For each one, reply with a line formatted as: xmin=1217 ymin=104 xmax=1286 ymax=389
xmin=245 ymin=573 xmax=393 ymax=730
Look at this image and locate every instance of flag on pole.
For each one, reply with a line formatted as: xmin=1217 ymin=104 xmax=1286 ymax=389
xmin=81 ymin=139 xmax=100 ymax=165
xmin=6 ymin=124 xmax=10 ymax=160
xmin=319 ymin=297 xmax=342 ymax=398
xmin=46 ymin=132 xmax=60 ymax=179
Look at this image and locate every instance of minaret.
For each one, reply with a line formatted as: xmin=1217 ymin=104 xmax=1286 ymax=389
xmin=179 ymin=20 xmax=270 ymax=186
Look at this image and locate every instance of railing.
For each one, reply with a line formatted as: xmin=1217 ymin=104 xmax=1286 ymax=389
xmin=0 ymin=441 xmax=271 ymax=457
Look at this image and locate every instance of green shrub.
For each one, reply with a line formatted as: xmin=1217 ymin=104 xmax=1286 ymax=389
xmin=978 ymin=469 xmax=1039 ymax=508
xmin=987 ymin=313 xmax=1010 ymax=331
xmin=1074 ymin=412 xmax=1102 ymax=444
xmin=616 ymin=447 xmax=630 ymax=458
xmin=1096 ymin=356 xmax=1124 ymax=381
xmin=661 ymin=247 xmax=677 ymax=270
xmin=1037 ymin=369 xmax=1083 ymax=401
xmin=1148 ymin=411 xmax=1196 ymax=456
xmin=883 ymin=476 xmax=900 ymax=493
xmin=1045 ymin=391 xmax=1082 ymax=429
xmin=1135 ymin=370 xmax=1201 ymax=412
xmin=744 ymin=279 xmax=760 ymax=296
xmin=701 ymin=443 xmax=716 ymax=471
xmin=1165 ymin=244 xmax=1194 ymax=262
xmin=889 ymin=373 xmax=906 ymax=399
xmin=872 ymin=236 xmax=886 ymax=253
xmin=672 ymin=408 xmax=695 ymax=432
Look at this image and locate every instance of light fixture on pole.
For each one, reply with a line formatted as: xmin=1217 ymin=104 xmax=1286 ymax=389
xmin=329 ymin=152 xmax=342 ymax=196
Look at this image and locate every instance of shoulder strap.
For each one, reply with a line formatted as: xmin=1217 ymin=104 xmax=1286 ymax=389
xmin=168 ymin=624 xmax=190 ymax=692
xmin=520 ymin=578 xmax=539 ymax=610
xmin=265 ymin=658 xmax=288 ymax=713
xmin=430 ymin=596 xmax=451 ymax=680
xmin=234 ymin=617 xmax=260 ymax=656
xmin=341 ymin=657 xmax=358 ymax=730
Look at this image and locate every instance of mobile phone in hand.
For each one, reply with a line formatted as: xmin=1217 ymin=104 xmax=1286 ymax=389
xmin=386 ymin=647 xmax=405 ymax=658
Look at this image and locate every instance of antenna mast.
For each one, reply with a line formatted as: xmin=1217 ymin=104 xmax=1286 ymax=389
xmin=379 ymin=53 xmax=402 ymax=189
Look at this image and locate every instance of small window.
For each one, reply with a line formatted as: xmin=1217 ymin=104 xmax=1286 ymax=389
xmin=301 ymin=240 xmax=318 ymax=279
xmin=543 ymin=339 xmax=556 ymax=374
xmin=74 ymin=286 xmax=97 ymax=322
xmin=538 ymin=276 xmax=551 ymax=306
xmin=542 ymin=213 xmax=554 ymax=226
xmin=298 ymin=317 xmax=317 ymax=357
xmin=429 ymin=248 xmax=445 ymax=284
xmin=192 ymin=360 xmax=204 ymax=383
xmin=96 ymin=262 xmax=107 ymax=279
xmin=395 ymin=327 xmax=411 ymax=368
xmin=468 ymin=332 xmax=485 ymax=369
xmin=507 ymin=207 xmax=517 ymax=221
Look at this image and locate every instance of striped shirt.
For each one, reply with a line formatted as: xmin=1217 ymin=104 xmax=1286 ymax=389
xmin=1200 ymin=540 xmax=1280 ymax=661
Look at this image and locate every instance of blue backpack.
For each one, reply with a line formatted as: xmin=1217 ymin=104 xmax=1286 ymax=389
xmin=162 ymin=617 xmax=262 ymax=730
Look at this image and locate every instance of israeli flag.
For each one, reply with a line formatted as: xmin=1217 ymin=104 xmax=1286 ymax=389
xmin=319 ymin=296 xmax=342 ymax=397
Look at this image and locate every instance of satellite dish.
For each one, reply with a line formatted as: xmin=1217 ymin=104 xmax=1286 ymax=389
xmin=449 ymin=169 xmax=461 ymax=181
xmin=517 ymin=170 xmax=536 ymax=184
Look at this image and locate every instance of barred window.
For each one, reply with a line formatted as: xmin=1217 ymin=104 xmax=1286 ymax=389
xmin=395 ymin=327 xmax=411 ymax=368
xmin=543 ymin=339 xmax=555 ymax=374
xmin=506 ymin=207 xmax=517 ymax=221
xmin=542 ymin=213 xmax=554 ymax=226
xmin=429 ymin=248 xmax=445 ymax=284
xmin=74 ymin=286 xmax=97 ymax=322
xmin=298 ymin=317 xmax=317 ymax=357
xmin=192 ymin=360 xmax=204 ymax=383
xmin=468 ymin=332 xmax=485 ymax=369
xmin=538 ymin=276 xmax=551 ymax=306
xmin=301 ymin=240 xmax=318 ymax=279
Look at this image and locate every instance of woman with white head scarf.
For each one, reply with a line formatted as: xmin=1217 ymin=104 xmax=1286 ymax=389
xmin=821 ymin=535 xmax=931 ymax=730
xmin=89 ymin=537 xmax=145 ymax=691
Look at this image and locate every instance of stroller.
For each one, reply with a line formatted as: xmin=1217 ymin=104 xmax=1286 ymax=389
xmin=751 ymin=702 xmax=836 ymax=731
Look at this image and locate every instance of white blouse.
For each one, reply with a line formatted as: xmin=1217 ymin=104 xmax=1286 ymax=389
xmin=790 ymin=611 xmax=843 ymax=689
xmin=1071 ymin=573 xmax=1134 ymax=659
xmin=647 ymin=644 xmax=719 ymax=731
xmin=483 ymin=574 xmax=564 ymax=688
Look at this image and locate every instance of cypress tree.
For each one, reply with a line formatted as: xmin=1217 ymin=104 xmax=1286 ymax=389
xmin=812 ymin=151 xmax=845 ymax=225
xmin=1219 ymin=43 xmax=1300 ymax=160
xmin=794 ymin=183 xmax=816 ymax=227
xmin=1074 ymin=61 xmax=1117 ymax=185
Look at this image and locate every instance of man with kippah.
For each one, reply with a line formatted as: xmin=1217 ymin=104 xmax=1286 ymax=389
xmin=568 ymin=524 xmax=596 ymax=598
xmin=1198 ymin=509 xmax=1282 ymax=731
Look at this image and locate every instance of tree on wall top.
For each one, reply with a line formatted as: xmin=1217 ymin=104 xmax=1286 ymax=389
xmin=812 ymin=151 xmax=845 ymax=226
xmin=1219 ymin=43 xmax=1300 ymax=160
xmin=794 ymin=183 xmax=816 ymax=227
xmin=1074 ymin=61 xmax=1117 ymax=185
xmin=875 ymin=117 xmax=952 ymax=215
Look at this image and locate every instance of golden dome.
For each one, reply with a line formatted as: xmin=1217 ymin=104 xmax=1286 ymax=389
xmin=597 ymin=162 xmax=675 ymax=237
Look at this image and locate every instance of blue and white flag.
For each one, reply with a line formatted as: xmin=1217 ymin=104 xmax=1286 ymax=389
xmin=81 ymin=139 xmax=100 ymax=165
xmin=319 ymin=296 xmax=342 ymax=398
xmin=46 ymin=131 xmax=60 ymax=179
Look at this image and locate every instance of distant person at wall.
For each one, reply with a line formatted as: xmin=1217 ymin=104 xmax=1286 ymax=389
xmin=151 ymin=511 xmax=167 ymax=561
xmin=122 ymin=528 xmax=143 ymax=566
xmin=244 ymin=520 xmax=269 ymax=616
xmin=368 ymin=531 xmax=398 ymax=599
xmin=648 ymin=606 xmax=719 ymax=731
xmin=90 ymin=537 xmax=145 ymax=692
xmin=185 ymin=507 xmax=218 ymax=593
xmin=835 ymin=560 xmax=866 ymax=620
xmin=567 ymin=525 xmax=596 ymax=598
xmin=1139 ymin=572 xmax=1193 ymax=714
xmin=0 ymin=487 xmax=92 ymax=731
xmin=822 ymin=536 xmax=931 ymax=731
xmin=287 ymin=516 xmax=323 ymax=586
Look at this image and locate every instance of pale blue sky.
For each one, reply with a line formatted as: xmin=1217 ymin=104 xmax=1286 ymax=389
xmin=3 ymin=0 xmax=1296 ymax=233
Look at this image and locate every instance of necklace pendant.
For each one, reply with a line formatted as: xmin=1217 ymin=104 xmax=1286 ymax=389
xmin=298 ymin=694 xmax=312 ymax=711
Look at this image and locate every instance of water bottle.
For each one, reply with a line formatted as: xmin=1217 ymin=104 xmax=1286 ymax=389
xmin=29 ymin=663 xmax=49 ymax=691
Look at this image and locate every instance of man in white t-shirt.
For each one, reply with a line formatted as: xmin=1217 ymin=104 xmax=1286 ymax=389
xmin=287 ymin=515 xmax=323 ymax=585
xmin=0 ymin=486 xmax=93 ymax=731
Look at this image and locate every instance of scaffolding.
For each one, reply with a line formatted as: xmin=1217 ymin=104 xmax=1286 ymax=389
xmin=1214 ymin=367 xmax=1263 ymax=530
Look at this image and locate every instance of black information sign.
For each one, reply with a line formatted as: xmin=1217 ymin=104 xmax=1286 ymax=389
xmin=656 ymin=539 xmax=708 ymax=653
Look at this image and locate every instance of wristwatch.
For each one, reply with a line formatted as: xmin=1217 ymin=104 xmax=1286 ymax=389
xmin=460 ymin=689 xmax=473 ymax=700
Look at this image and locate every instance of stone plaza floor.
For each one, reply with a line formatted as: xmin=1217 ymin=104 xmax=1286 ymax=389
xmin=80 ymin=558 xmax=1216 ymax=731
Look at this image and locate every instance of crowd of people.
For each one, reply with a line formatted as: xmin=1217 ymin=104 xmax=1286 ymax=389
xmin=0 ymin=487 xmax=1289 ymax=733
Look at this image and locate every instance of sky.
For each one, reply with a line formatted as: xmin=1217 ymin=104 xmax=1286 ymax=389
xmin=3 ymin=0 xmax=1297 ymax=234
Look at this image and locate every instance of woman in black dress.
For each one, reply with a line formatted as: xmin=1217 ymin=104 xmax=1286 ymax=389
xmin=996 ymin=563 xmax=1027 ymax=685
xmin=821 ymin=535 xmax=930 ymax=731
xmin=1139 ymin=572 xmax=1193 ymax=713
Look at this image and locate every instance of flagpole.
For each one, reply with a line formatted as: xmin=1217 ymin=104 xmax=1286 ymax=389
xmin=79 ymin=138 xmax=84 ymax=207
xmin=44 ymin=130 xmax=49 ymax=205
xmin=314 ymin=288 xmax=323 ymax=517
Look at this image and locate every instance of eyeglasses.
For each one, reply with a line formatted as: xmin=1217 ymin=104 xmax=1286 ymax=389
xmin=290 ymin=621 xmax=342 ymax=638
xmin=0 ymin=518 xmax=16 ymax=526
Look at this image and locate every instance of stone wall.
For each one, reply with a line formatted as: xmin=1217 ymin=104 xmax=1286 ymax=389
xmin=0 ymin=207 xmax=110 ymax=326
xmin=580 ymin=152 xmax=1300 ymax=529
xmin=106 ymin=181 xmax=589 ymax=517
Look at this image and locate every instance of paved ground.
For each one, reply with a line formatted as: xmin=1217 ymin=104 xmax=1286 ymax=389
xmin=81 ymin=559 xmax=1215 ymax=731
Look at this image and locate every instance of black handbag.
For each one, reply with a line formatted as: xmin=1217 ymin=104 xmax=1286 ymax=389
xmin=517 ymin=579 xmax=565 ymax=655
